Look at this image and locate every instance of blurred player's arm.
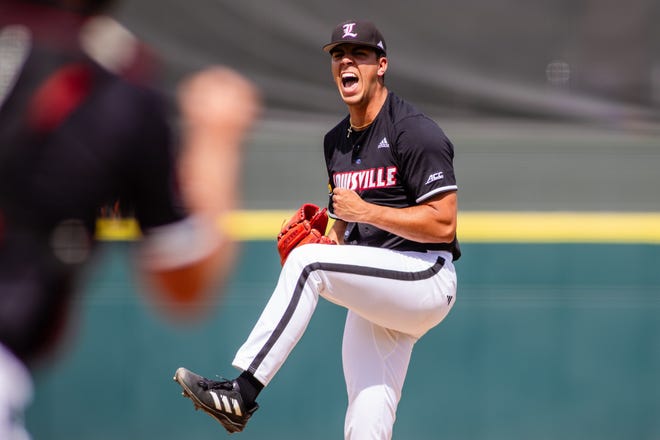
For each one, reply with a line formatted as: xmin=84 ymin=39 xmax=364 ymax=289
xmin=141 ymin=67 xmax=260 ymax=319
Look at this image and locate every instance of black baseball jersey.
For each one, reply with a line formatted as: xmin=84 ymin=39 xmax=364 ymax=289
xmin=0 ymin=6 xmax=185 ymax=364
xmin=324 ymin=92 xmax=460 ymax=260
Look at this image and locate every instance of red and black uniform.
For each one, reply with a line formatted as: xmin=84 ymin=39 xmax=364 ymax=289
xmin=0 ymin=2 xmax=184 ymax=365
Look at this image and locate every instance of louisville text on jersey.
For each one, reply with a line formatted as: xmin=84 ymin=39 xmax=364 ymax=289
xmin=333 ymin=166 xmax=398 ymax=191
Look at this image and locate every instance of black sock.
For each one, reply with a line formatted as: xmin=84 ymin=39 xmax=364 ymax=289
xmin=236 ymin=371 xmax=264 ymax=406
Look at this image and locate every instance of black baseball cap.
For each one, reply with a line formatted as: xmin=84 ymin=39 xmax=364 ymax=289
xmin=322 ymin=20 xmax=387 ymax=55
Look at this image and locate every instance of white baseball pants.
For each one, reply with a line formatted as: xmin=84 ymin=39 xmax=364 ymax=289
xmin=232 ymin=243 xmax=457 ymax=440
xmin=0 ymin=343 xmax=32 ymax=440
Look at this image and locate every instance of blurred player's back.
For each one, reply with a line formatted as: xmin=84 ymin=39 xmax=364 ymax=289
xmin=1 ymin=2 xmax=261 ymax=438
xmin=0 ymin=0 xmax=184 ymax=366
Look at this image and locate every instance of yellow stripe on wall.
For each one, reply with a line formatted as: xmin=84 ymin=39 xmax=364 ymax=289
xmin=96 ymin=211 xmax=660 ymax=244
xmin=95 ymin=218 xmax=143 ymax=241
xmin=458 ymin=212 xmax=660 ymax=244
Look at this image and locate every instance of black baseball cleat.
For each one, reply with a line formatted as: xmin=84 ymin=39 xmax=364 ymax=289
xmin=173 ymin=367 xmax=258 ymax=434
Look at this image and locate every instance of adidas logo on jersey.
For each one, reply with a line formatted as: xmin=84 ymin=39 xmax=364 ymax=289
xmin=447 ymin=295 xmax=454 ymax=305
xmin=377 ymin=137 xmax=390 ymax=149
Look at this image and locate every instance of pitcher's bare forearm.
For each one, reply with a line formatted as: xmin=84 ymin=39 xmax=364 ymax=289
xmin=331 ymin=188 xmax=457 ymax=243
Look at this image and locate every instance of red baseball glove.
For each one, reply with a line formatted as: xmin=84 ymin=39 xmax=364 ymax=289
xmin=277 ymin=203 xmax=336 ymax=265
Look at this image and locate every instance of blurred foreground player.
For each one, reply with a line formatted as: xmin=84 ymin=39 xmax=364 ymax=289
xmin=0 ymin=0 xmax=260 ymax=438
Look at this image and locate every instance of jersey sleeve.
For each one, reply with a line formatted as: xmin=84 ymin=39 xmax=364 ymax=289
xmin=395 ymin=115 xmax=457 ymax=203
xmin=123 ymin=87 xmax=186 ymax=229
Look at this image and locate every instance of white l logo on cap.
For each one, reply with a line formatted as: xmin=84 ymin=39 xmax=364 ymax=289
xmin=342 ymin=23 xmax=358 ymax=38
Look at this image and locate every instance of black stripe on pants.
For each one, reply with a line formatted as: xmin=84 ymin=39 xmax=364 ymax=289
xmin=247 ymin=256 xmax=446 ymax=375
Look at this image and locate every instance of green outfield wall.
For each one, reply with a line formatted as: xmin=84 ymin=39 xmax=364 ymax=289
xmin=26 ymin=237 xmax=660 ymax=440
